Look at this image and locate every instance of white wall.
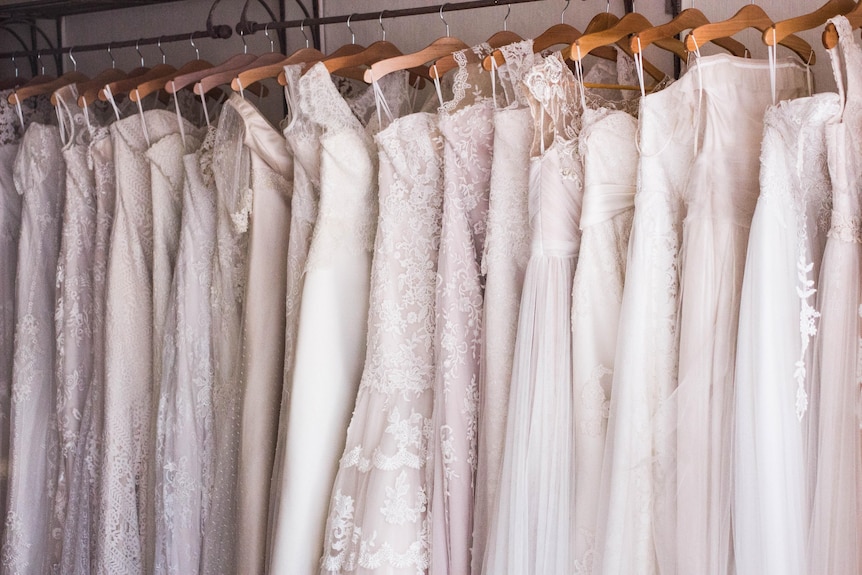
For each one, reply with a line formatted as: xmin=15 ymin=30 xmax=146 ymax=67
xmin=0 ymin=0 xmax=845 ymax=123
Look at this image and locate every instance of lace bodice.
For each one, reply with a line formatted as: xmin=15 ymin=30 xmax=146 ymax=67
xmin=0 ymin=89 xmax=53 ymax=146
xmin=496 ymin=39 xmax=543 ymax=108
xmin=524 ymin=52 xmax=581 ymax=151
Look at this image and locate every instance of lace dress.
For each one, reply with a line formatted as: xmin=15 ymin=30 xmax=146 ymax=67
xmin=483 ymin=52 xmax=584 ymax=575
xmin=0 ymin=90 xmax=51 ymax=544
xmin=318 ymin=95 xmax=445 ymax=575
xmin=267 ymin=64 xmax=322 ymax=568
xmin=675 ymin=54 xmax=807 ymax=575
xmin=570 ymin=97 xmax=639 ymax=574
xmin=268 ymin=64 xmax=407 ymax=575
xmin=429 ymin=48 xmax=495 ymax=575
xmin=99 ymin=109 xmax=187 ymax=575
xmin=733 ymin=90 xmax=839 ymax=575
xmin=59 ymin=115 xmax=115 ymax=575
xmin=52 ymin=85 xmax=98 ymax=570
xmin=200 ymin=102 xmax=249 ymax=575
xmin=229 ymin=94 xmax=293 ymax=575
xmin=471 ymin=40 xmax=537 ymax=575
xmin=152 ymin=127 xmax=216 ymax=575
xmin=3 ymin=120 xmax=64 ymax=573
xmin=808 ymin=16 xmax=862 ymax=575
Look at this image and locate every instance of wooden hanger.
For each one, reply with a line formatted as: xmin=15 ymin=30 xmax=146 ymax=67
xmin=767 ymin=0 xmax=854 ymax=48
xmin=10 ymin=67 xmax=88 ymax=106
xmin=632 ymin=8 xmax=748 ymax=58
xmin=322 ymin=40 xmax=432 ymax=86
xmin=367 ymin=5 xmax=469 ymax=83
xmin=236 ymin=47 xmax=324 ymax=89
xmin=75 ymin=68 xmax=131 ymax=107
xmin=685 ymin=4 xmax=816 ymax=64
xmin=567 ymin=12 xmax=675 ymax=81
xmin=99 ymin=63 xmax=175 ymax=101
xmin=822 ymin=0 xmax=862 ymax=49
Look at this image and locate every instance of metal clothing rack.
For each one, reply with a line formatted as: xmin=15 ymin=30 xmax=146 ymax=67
xmin=0 ymin=0 xmax=549 ymax=61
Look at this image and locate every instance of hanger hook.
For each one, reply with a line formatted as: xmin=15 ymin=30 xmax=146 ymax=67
xmin=264 ymin=23 xmax=274 ymax=52
xmin=189 ymin=34 xmax=200 ymax=60
xmin=107 ymin=42 xmax=115 ymax=69
xmin=440 ymin=3 xmax=450 ymax=37
xmin=300 ymin=19 xmax=310 ymax=49
xmin=157 ymin=36 xmax=166 ymax=64
xmin=37 ymin=50 xmax=45 ymax=75
xmin=68 ymin=46 xmax=77 ymax=71
xmin=347 ymin=13 xmax=356 ymax=45
xmin=11 ymin=54 xmax=18 ymax=79
xmin=135 ymin=39 xmax=144 ymax=67
xmin=379 ymin=10 xmax=387 ymax=41
xmin=240 ymin=29 xmax=248 ymax=54
xmin=606 ymin=0 xmax=610 ymax=13
xmin=504 ymin=3 xmax=511 ymax=31
xmin=561 ymin=0 xmax=570 ymax=24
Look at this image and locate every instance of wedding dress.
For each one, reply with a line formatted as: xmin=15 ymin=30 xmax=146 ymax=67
xmin=3 ymin=119 xmax=64 ymax=573
xmin=808 ymin=15 xmax=862 ymax=575
xmin=675 ymin=54 xmax=807 ymax=575
xmin=229 ymin=94 xmax=293 ymax=575
xmin=266 ymin=64 xmax=322 ymax=569
xmin=153 ymin=125 xmax=216 ymax=575
xmin=471 ymin=40 xmax=537 ymax=575
xmin=429 ymin=48 xmax=495 ymax=575
xmin=0 ymin=91 xmax=50 ymax=547
xmin=483 ymin=51 xmax=584 ymax=575
xmin=99 ymin=109 xmax=186 ymax=574
xmin=733 ymin=90 xmax=839 ymax=575
xmin=570 ymin=79 xmax=639 ymax=573
xmin=268 ymin=64 xmax=408 ymax=575
xmin=200 ymin=102 xmax=249 ymax=575
xmin=52 ymin=86 xmax=98 ymax=570
xmin=318 ymin=89 xmax=445 ymax=575
xmin=59 ymin=112 xmax=115 ymax=575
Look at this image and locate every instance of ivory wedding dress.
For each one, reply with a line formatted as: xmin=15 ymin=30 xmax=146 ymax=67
xmin=471 ymin=40 xmax=537 ymax=575
xmin=3 ymin=119 xmax=64 ymax=574
xmin=319 ymin=86 xmax=444 ymax=575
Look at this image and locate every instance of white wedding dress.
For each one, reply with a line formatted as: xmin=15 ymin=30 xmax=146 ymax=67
xmin=570 ymin=88 xmax=639 ymax=573
xmin=807 ymin=15 xmax=862 ymax=575
xmin=733 ymin=90 xmax=839 ymax=575
xmin=675 ymin=54 xmax=807 ymax=575
xmin=483 ymin=52 xmax=583 ymax=575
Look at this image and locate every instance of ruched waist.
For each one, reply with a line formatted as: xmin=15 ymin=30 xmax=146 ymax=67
xmin=580 ymin=183 xmax=636 ymax=229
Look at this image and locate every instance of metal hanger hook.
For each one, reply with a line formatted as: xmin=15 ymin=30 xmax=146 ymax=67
xmin=561 ymin=0 xmax=570 ymax=24
xmin=440 ymin=3 xmax=450 ymax=37
xmin=606 ymin=0 xmax=610 ymax=13
xmin=240 ymin=30 xmax=248 ymax=54
xmin=37 ymin=50 xmax=45 ymax=75
xmin=190 ymin=34 xmax=199 ymax=60
xmin=107 ymin=43 xmax=115 ymax=69
xmin=264 ymin=23 xmax=274 ymax=52
xmin=135 ymin=39 xmax=144 ymax=67
xmin=347 ymin=13 xmax=356 ymax=44
xmin=11 ymin=55 xmax=18 ymax=79
xmin=300 ymin=19 xmax=310 ymax=48
xmin=157 ymin=36 xmax=166 ymax=64
xmin=68 ymin=46 xmax=77 ymax=71
xmin=379 ymin=10 xmax=387 ymax=41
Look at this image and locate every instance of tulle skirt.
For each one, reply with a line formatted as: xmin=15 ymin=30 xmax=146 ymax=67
xmin=483 ymin=253 xmax=576 ymax=575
